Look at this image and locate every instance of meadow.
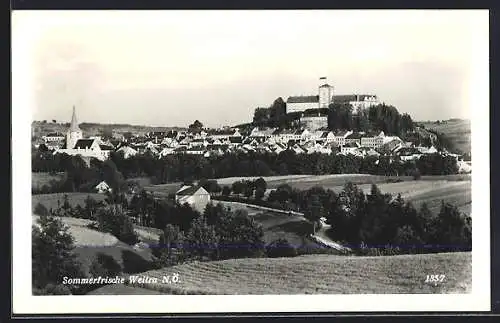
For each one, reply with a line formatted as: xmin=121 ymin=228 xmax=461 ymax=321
xmin=32 ymin=172 xmax=66 ymax=190
xmin=420 ymin=119 xmax=471 ymax=154
xmin=32 ymin=192 xmax=107 ymax=212
xmin=98 ymin=252 xmax=471 ymax=295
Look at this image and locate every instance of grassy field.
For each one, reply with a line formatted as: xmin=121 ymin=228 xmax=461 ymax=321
xmin=87 ymin=284 xmax=165 ymax=295
xmin=32 ymin=193 xmax=107 ymax=212
xmin=32 ymin=172 xmax=66 ymax=189
xmin=420 ymin=119 xmax=471 ymax=154
xmin=32 ymin=214 xmax=156 ymax=276
xmin=33 ymin=215 xmax=119 ymax=247
xmin=95 ymin=252 xmax=471 ymax=295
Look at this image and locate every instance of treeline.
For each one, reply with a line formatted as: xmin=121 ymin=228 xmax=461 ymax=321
xmin=32 ymin=150 xmax=459 ymax=192
xmin=220 ymin=182 xmax=472 ymax=256
xmin=327 ymin=103 xmax=414 ymax=135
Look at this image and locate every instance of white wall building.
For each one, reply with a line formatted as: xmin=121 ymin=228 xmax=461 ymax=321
xmin=300 ymin=115 xmax=328 ymax=131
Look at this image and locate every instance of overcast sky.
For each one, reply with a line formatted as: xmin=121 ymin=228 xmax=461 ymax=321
xmin=13 ymin=10 xmax=488 ymax=128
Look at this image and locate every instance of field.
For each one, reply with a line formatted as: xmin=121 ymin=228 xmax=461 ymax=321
xmin=419 ymin=119 xmax=471 ymax=154
xmin=93 ymin=252 xmax=471 ymax=295
xmin=32 ymin=193 xmax=107 ymax=212
xmin=32 ymin=172 xmax=66 ymax=190
xmin=212 ymin=174 xmax=472 ymax=216
xmin=32 ymin=213 xmax=157 ymax=276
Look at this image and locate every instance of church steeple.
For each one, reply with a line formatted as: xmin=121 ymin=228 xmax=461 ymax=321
xmin=66 ymin=105 xmax=83 ymax=149
xmin=69 ymin=105 xmax=81 ymax=132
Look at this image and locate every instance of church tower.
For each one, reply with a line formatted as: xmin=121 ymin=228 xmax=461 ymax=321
xmin=66 ymin=106 xmax=83 ymax=149
xmin=318 ymin=77 xmax=334 ymax=109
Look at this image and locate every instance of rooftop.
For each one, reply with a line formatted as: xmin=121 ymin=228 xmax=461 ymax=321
xmin=287 ymin=95 xmax=319 ymax=104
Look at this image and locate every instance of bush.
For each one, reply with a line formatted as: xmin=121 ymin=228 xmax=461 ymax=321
xmin=266 ymin=238 xmax=298 ymax=258
xmin=34 ymin=202 xmax=49 ymax=216
xmin=94 ymin=205 xmax=138 ymax=245
xmin=89 ymin=253 xmax=122 ymax=277
xmin=32 ymin=214 xmax=85 ymax=294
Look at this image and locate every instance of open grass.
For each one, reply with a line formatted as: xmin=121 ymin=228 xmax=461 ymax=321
xmin=32 ymin=172 xmax=65 ymax=189
xmin=32 ymin=193 xmax=107 ymax=212
xmin=86 ymin=284 xmax=165 ymax=295
xmin=112 ymin=252 xmax=471 ymax=295
xmin=32 ymin=215 xmax=119 ymax=247
xmin=420 ymin=119 xmax=471 ymax=153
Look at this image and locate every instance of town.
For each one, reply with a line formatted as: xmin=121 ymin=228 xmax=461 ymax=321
xmin=32 ymin=77 xmax=472 ymax=174
xmin=31 ymin=76 xmax=473 ymax=297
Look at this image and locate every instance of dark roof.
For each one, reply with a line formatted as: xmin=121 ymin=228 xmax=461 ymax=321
xmin=229 ymin=137 xmax=243 ymax=143
xmin=99 ymin=144 xmax=114 ymax=151
xmin=46 ymin=132 xmax=64 ymax=137
xmin=287 ymin=95 xmax=319 ymax=104
xmin=176 ymin=185 xmax=208 ymax=196
xmin=74 ymin=139 xmax=95 ymax=149
xmin=343 ymin=142 xmax=359 ymax=148
xmin=319 ymin=84 xmax=331 ymax=88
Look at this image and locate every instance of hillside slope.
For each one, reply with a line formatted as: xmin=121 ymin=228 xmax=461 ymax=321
xmin=99 ymin=252 xmax=471 ymax=295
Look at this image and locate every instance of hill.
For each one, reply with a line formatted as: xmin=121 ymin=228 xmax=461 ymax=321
xmin=419 ymin=119 xmax=471 ymax=154
xmin=91 ymin=252 xmax=471 ymax=295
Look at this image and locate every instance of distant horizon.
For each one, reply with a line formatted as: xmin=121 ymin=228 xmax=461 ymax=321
xmin=14 ymin=10 xmax=487 ymax=128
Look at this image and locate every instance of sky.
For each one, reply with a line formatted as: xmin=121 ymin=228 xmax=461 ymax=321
xmin=13 ymin=10 xmax=488 ymax=128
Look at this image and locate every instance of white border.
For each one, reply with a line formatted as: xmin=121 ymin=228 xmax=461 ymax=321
xmin=12 ymin=10 xmax=490 ymax=314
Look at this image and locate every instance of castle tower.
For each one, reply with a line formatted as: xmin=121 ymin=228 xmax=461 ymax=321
xmin=66 ymin=106 xmax=83 ymax=149
xmin=318 ymin=77 xmax=334 ymax=109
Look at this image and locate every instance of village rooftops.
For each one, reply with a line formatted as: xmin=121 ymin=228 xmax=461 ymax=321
xmin=286 ymin=95 xmax=319 ymax=104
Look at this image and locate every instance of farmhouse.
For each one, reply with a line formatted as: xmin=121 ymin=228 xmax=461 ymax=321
xmin=95 ymin=181 xmax=112 ymax=193
xmin=175 ymin=185 xmax=211 ymax=213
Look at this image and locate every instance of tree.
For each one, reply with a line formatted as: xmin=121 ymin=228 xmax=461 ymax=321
xmin=89 ymin=253 xmax=122 ymax=278
xmin=266 ymin=238 xmax=298 ymax=258
xmin=221 ymin=186 xmax=231 ymax=196
xmin=32 ymin=213 xmax=85 ymax=294
xmin=94 ymin=202 xmax=138 ymax=245
xmin=185 ymin=216 xmax=219 ymax=261
xmin=155 ymin=224 xmax=186 ymax=266
xmin=255 ymin=188 xmax=265 ymax=200
xmin=304 ymin=194 xmax=325 ymax=235
xmin=188 ymin=120 xmax=204 ymax=132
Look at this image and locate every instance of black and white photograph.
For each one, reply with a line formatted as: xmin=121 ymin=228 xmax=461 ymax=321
xmin=12 ymin=9 xmax=490 ymax=313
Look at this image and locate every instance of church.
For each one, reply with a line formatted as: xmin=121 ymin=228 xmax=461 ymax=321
xmin=53 ymin=106 xmax=113 ymax=162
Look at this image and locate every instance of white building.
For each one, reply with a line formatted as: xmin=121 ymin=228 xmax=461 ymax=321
xmin=54 ymin=107 xmax=111 ymax=162
xmin=66 ymin=106 xmax=83 ymax=149
xmin=318 ymin=77 xmax=334 ymax=109
xmin=333 ymin=94 xmax=379 ymax=114
xmin=42 ymin=132 xmax=65 ymax=143
xmin=360 ymin=131 xmax=385 ymax=148
xmin=300 ymin=115 xmax=328 ymax=131
xmin=95 ymin=181 xmax=112 ymax=194
xmin=175 ymin=185 xmax=211 ymax=213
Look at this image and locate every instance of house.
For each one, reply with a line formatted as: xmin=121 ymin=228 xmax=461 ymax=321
xmin=95 ymin=181 xmax=112 ymax=194
xmin=344 ymin=132 xmax=363 ymax=145
xmin=300 ymin=115 xmax=328 ymax=131
xmin=175 ymin=185 xmax=211 ymax=213
xmin=333 ymin=130 xmax=353 ymax=146
xmin=360 ymin=131 xmax=385 ymax=148
xmin=340 ymin=142 xmax=361 ymax=155
xmin=116 ymin=146 xmax=138 ymax=159
xmin=42 ymin=132 xmax=65 ymax=143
